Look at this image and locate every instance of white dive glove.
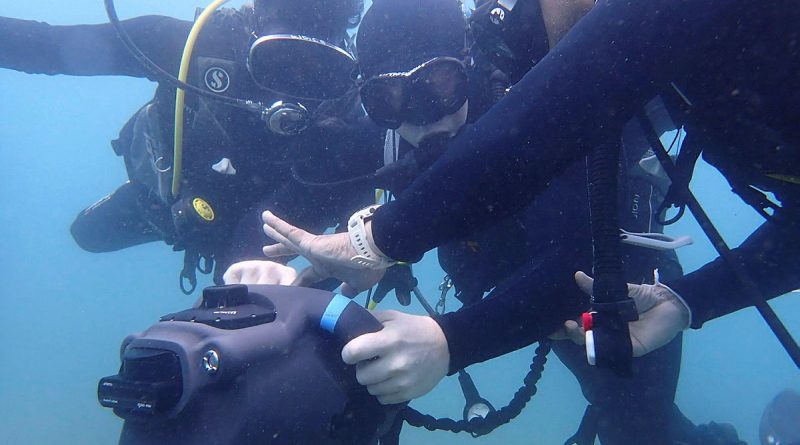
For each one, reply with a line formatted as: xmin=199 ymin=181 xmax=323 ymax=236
xmin=222 ymin=260 xmax=298 ymax=285
xmin=341 ymin=310 xmax=450 ymax=405
xmin=556 ymin=271 xmax=692 ymax=357
xmin=261 ymin=210 xmax=387 ymax=293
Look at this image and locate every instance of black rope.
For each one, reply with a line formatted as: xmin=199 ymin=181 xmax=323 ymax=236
xmin=637 ymin=112 xmax=800 ymax=368
xmin=401 ymin=340 xmax=551 ymax=437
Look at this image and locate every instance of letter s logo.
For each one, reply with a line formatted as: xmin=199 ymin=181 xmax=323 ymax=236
xmin=204 ymin=67 xmax=230 ymax=93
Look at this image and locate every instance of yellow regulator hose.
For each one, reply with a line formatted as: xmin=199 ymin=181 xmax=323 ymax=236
xmin=172 ymin=0 xmax=231 ymax=197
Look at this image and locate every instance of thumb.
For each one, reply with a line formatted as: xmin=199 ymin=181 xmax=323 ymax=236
xmin=340 ymin=282 xmax=361 ymax=298
xmin=292 ymin=266 xmax=329 ymax=287
xmin=575 ymin=271 xmax=594 ymax=295
xmin=342 ymin=330 xmax=390 ymax=365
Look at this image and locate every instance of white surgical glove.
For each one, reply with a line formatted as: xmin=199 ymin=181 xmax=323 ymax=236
xmin=223 ymin=260 xmax=298 ymax=285
xmin=558 ymin=271 xmax=691 ymax=357
xmin=341 ymin=310 xmax=450 ymax=405
xmin=261 ymin=211 xmax=385 ymax=292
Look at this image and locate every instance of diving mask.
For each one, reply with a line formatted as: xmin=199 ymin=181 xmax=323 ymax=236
xmin=248 ymin=34 xmax=358 ymax=100
xmin=360 ymin=57 xmax=469 ymax=130
xmin=248 ymin=34 xmax=359 ymax=135
xmin=106 ymin=1 xmax=359 ymax=136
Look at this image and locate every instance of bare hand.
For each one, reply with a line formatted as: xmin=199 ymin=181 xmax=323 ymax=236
xmin=342 ymin=310 xmax=450 ymax=405
xmin=222 ymin=260 xmax=298 ymax=285
xmin=261 ymin=211 xmax=385 ymax=292
xmin=553 ymin=271 xmax=691 ymax=357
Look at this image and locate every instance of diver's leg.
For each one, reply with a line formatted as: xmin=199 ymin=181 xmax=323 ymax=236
xmin=70 ymin=181 xmax=164 ymax=252
xmin=554 ymin=333 xmax=683 ymax=445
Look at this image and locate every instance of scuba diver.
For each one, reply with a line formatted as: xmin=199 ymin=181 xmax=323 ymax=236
xmin=261 ymin=0 xmax=800 ymax=378
xmin=0 ymin=0 xmax=384 ymax=292
xmin=247 ymin=0 xmax=744 ymax=443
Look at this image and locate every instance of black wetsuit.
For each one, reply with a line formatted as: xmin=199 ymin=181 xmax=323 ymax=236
xmin=370 ymin=0 xmax=800 ymax=343
xmin=0 ymin=13 xmax=383 ymax=282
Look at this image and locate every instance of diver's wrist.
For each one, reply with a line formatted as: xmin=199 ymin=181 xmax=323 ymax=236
xmin=654 ymin=282 xmax=692 ymax=330
xmin=653 ymin=270 xmax=692 ymax=329
xmin=348 ymin=205 xmax=397 ymax=269
xmin=363 ymin=220 xmax=394 ymax=260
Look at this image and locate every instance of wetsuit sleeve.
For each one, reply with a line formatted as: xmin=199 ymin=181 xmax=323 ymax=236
xmin=437 ymin=248 xmax=591 ymax=373
xmin=369 ymin=0 xmax=757 ymax=261
xmin=0 ymin=15 xmax=191 ymax=78
xmin=667 ymin=217 xmax=800 ymax=328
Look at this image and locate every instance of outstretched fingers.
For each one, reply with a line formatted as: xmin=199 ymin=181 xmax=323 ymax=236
xmin=261 ymin=212 xmax=307 ymax=258
xmin=262 ymin=241 xmax=298 ymax=258
xmin=263 ymin=211 xmax=313 ymax=249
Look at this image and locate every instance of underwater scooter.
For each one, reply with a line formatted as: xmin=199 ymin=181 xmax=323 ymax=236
xmin=98 ymin=284 xmax=400 ymax=445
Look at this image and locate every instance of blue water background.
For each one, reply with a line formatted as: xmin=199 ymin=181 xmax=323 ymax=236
xmin=0 ymin=1 xmax=797 ymax=443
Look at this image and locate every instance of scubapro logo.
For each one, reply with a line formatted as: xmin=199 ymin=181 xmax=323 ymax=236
xmin=489 ymin=7 xmax=505 ymax=25
xmin=204 ymin=67 xmax=230 ymax=93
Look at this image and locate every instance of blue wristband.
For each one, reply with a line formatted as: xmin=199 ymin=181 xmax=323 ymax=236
xmin=320 ymin=294 xmax=351 ymax=333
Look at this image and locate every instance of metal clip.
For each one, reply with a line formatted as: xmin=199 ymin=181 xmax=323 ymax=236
xmin=436 ymin=275 xmax=453 ymax=315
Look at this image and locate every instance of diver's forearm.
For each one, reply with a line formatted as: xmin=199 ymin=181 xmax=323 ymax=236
xmin=0 ymin=15 xmax=190 ymax=78
xmin=668 ymin=218 xmax=800 ymax=328
xmin=369 ymin=0 xmax=754 ymax=261
xmin=437 ymin=253 xmax=588 ymax=373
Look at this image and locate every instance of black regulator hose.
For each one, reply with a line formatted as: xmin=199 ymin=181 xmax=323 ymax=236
xmin=104 ymin=0 xmax=258 ymax=112
xmin=586 ymin=143 xmax=638 ymax=376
